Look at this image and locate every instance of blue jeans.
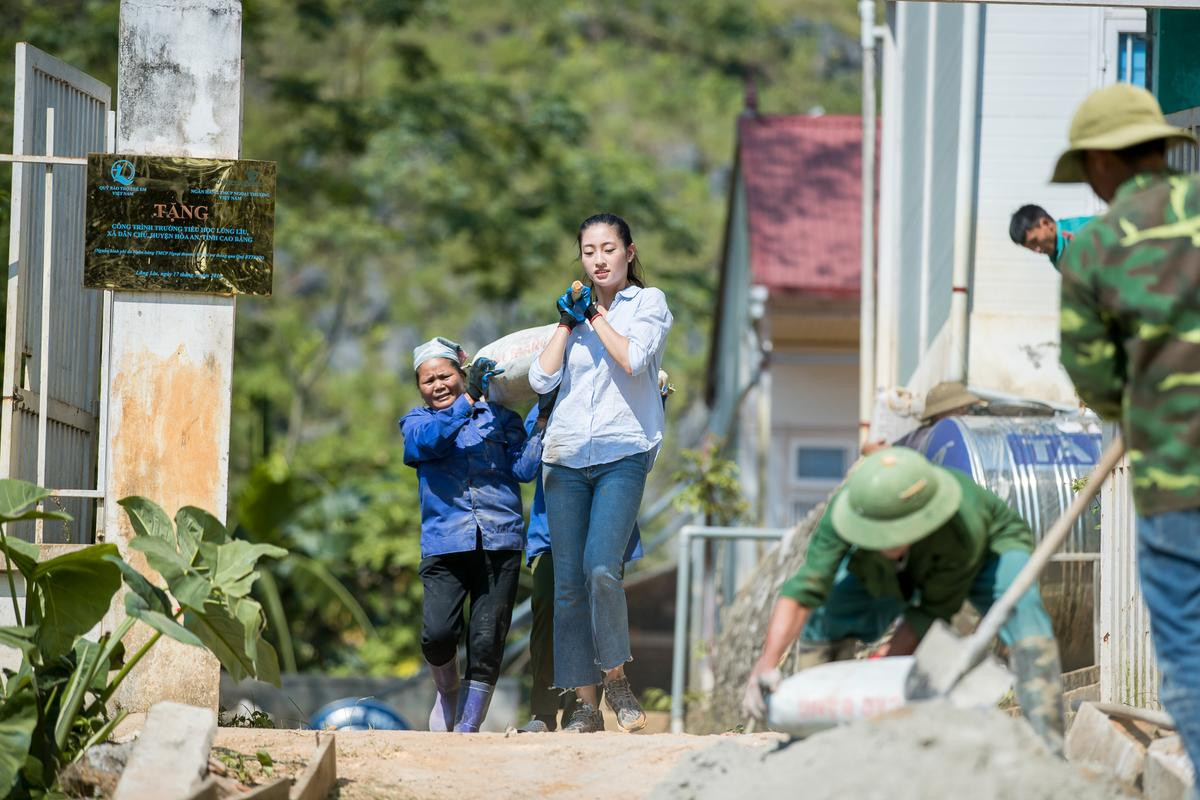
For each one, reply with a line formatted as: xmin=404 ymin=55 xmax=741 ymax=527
xmin=802 ymin=549 xmax=1054 ymax=646
xmin=1138 ymin=510 xmax=1200 ymax=786
xmin=544 ymin=451 xmax=650 ymax=689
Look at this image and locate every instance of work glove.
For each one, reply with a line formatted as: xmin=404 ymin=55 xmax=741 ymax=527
xmin=536 ymin=387 xmax=560 ymax=425
xmin=466 ymin=358 xmax=504 ymax=402
xmin=580 ymin=289 xmax=601 ymax=323
xmin=741 ymin=667 xmax=781 ymax=722
xmin=657 ymin=370 xmax=675 ymax=405
xmin=557 ymin=286 xmax=586 ymax=330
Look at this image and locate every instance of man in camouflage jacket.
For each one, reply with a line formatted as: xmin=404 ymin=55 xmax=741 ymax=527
xmin=1054 ymin=83 xmax=1200 ymax=774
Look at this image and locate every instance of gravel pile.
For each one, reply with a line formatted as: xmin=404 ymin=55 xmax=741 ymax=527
xmin=652 ymin=702 xmax=1133 ymax=800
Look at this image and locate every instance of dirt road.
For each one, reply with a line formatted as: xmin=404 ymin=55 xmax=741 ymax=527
xmin=213 ymin=728 xmax=785 ymax=800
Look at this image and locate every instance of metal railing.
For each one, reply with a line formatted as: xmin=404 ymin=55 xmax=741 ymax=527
xmin=669 ymin=524 xmax=790 ymax=733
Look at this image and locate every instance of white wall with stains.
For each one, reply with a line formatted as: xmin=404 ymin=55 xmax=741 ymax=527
xmin=103 ymin=0 xmax=242 ymax=713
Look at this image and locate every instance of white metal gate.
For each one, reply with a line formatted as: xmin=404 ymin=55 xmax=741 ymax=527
xmin=1 ymin=44 xmax=112 ymax=544
xmin=1099 ymin=454 xmax=1160 ymax=708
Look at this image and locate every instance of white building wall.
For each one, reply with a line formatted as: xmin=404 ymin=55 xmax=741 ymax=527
xmin=880 ymin=1 xmax=1144 ymax=404
xmin=768 ymin=354 xmax=858 ymax=527
xmin=967 ymin=3 xmax=1119 ymax=404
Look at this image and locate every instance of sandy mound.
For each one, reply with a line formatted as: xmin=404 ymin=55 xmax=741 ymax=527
xmin=651 ymin=703 xmax=1132 ymax=800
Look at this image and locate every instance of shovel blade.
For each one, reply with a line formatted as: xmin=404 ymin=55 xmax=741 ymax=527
xmin=947 ymin=656 xmax=1014 ymax=709
xmin=906 ymin=619 xmax=981 ymax=700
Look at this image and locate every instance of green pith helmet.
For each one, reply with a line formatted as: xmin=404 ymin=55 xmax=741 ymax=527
xmin=1052 ymin=83 xmax=1198 ymax=183
xmin=830 ymin=447 xmax=963 ymax=550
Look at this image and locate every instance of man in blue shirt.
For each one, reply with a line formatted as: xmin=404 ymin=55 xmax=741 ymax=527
xmin=1009 ymin=204 xmax=1093 ymax=270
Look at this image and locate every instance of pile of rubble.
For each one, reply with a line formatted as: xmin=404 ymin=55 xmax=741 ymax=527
xmin=1065 ymin=703 xmax=1195 ymax=800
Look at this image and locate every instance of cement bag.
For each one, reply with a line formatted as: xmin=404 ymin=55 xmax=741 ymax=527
xmin=767 ymin=657 xmax=914 ymax=738
xmin=472 ymin=323 xmax=558 ymax=409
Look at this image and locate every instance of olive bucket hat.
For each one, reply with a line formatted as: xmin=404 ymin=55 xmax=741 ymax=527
xmin=830 ymin=447 xmax=962 ymax=551
xmin=1052 ymin=83 xmax=1197 ymax=183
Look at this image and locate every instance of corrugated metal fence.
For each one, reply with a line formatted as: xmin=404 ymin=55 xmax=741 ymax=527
xmin=1098 ymin=454 xmax=1160 ymax=709
xmin=1166 ymin=107 xmax=1200 ymax=173
xmin=0 ymin=44 xmax=111 ymax=543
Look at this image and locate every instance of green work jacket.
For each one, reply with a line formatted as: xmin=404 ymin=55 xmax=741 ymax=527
xmin=779 ymin=469 xmax=1034 ymax=637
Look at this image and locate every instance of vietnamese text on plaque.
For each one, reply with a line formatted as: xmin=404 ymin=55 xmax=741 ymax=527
xmin=84 ymin=154 xmax=276 ymax=296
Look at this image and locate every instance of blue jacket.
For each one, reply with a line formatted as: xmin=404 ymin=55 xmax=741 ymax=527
xmin=401 ymin=394 xmax=543 ymax=558
xmin=522 ymin=406 xmax=643 ymax=567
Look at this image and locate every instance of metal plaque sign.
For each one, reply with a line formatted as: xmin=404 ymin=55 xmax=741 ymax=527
xmin=84 ymin=153 xmax=275 ymax=296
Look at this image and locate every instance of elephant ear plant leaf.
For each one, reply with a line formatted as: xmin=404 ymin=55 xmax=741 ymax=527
xmin=0 ymin=484 xmax=287 ymax=799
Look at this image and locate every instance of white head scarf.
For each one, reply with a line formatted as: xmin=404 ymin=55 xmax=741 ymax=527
xmin=412 ymin=336 xmax=466 ymax=372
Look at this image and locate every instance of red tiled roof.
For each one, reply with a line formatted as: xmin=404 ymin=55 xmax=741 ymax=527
xmin=738 ymin=114 xmax=872 ymax=297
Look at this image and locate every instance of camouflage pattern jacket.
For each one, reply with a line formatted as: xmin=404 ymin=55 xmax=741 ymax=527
xmin=1060 ymin=170 xmax=1200 ymax=516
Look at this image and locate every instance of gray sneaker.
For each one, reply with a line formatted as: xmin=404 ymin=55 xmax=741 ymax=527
xmin=560 ymin=703 xmax=604 ymax=733
xmin=603 ymin=676 xmax=646 ymax=732
xmin=517 ymin=716 xmax=554 ymax=733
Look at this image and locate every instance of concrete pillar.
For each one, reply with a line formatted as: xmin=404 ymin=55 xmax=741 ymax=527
xmin=105 ymin=0 xmax=242 ymax=712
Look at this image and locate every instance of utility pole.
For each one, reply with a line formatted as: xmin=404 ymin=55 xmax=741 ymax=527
xmin=105 ymin=0 xmax=242 ymax=712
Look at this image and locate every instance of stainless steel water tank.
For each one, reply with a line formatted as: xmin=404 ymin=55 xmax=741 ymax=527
xmin=899 ymin=415 xmax=1102 ymax=669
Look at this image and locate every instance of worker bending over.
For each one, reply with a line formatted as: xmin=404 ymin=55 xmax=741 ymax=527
xmin=743 ymin=447 xmax=1065 ymax=751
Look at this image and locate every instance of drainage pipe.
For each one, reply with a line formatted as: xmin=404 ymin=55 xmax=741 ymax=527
xmin=858 ymin=0 xmax=877 ymax=445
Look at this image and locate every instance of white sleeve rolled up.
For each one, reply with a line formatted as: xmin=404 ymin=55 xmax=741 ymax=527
xmin=624 ymin=287 xmax=673 ymax=376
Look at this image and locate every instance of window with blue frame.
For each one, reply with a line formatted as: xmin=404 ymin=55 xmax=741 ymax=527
xmin=1118 ymin=33 xmax=1147 ymax=87
xmin=794 ymin=446 xmax=848 ymax=481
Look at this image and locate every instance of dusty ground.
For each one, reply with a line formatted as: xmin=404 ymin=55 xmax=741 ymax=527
xmin=212 ymin=728 xmax=785 ymax=800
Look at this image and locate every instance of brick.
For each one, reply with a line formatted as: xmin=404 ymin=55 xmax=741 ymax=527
xmin=1064 ymin=702 xmax=1148 ymax=786
xmin=1144 ymin=735 xmax=1196 ymax=800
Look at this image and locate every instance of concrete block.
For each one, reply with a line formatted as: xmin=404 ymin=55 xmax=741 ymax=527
xmin=1064 ymin=702 xmax=1148 ymax=786
xmin=290 ymin=735 xmax=336 ymax=800
xmin=113 ymin=701 xmax=217 ymax=800
xmin=1145 ymin=735 xmax=1196 ymax=800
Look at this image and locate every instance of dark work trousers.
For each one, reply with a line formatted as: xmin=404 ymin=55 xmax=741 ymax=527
xmin=529 ymin=553 xmax=559 ymax=718
xmin=528 ymin=552 xmax=613 ymax=721
xmin=419 ymin=536 xmax=522 ymax=685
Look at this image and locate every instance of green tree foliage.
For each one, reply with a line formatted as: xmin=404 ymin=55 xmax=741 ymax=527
xmin=673 ymin=438 xmax=750 ymax=526
xmin=0 ymin=0 xmax=860 ymax=676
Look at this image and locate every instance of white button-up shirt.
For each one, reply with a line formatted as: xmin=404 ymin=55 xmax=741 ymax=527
xmin=528 ymin=285 xmax=673 ymax=469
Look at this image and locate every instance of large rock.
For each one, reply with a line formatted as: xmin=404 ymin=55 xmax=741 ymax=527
xmin=1144 ymin=735 xmax=1196 ymax=800
xmin=113 ymin=701 xmax=217 ymax=800
xmin=1064 ymin=702 xmax=1149 ymax=787
xmin=57 ymin=741 xmax=135 ymax=797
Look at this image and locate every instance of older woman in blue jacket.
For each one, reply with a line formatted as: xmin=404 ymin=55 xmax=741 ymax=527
xmin=400 ymin=336 xmax=546 ymax=733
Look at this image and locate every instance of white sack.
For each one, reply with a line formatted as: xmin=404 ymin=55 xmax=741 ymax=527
xmin=472 ymin=323 xmax=559 ymax=409
xmin=767 ymin=657 xmax=914 ymax=738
